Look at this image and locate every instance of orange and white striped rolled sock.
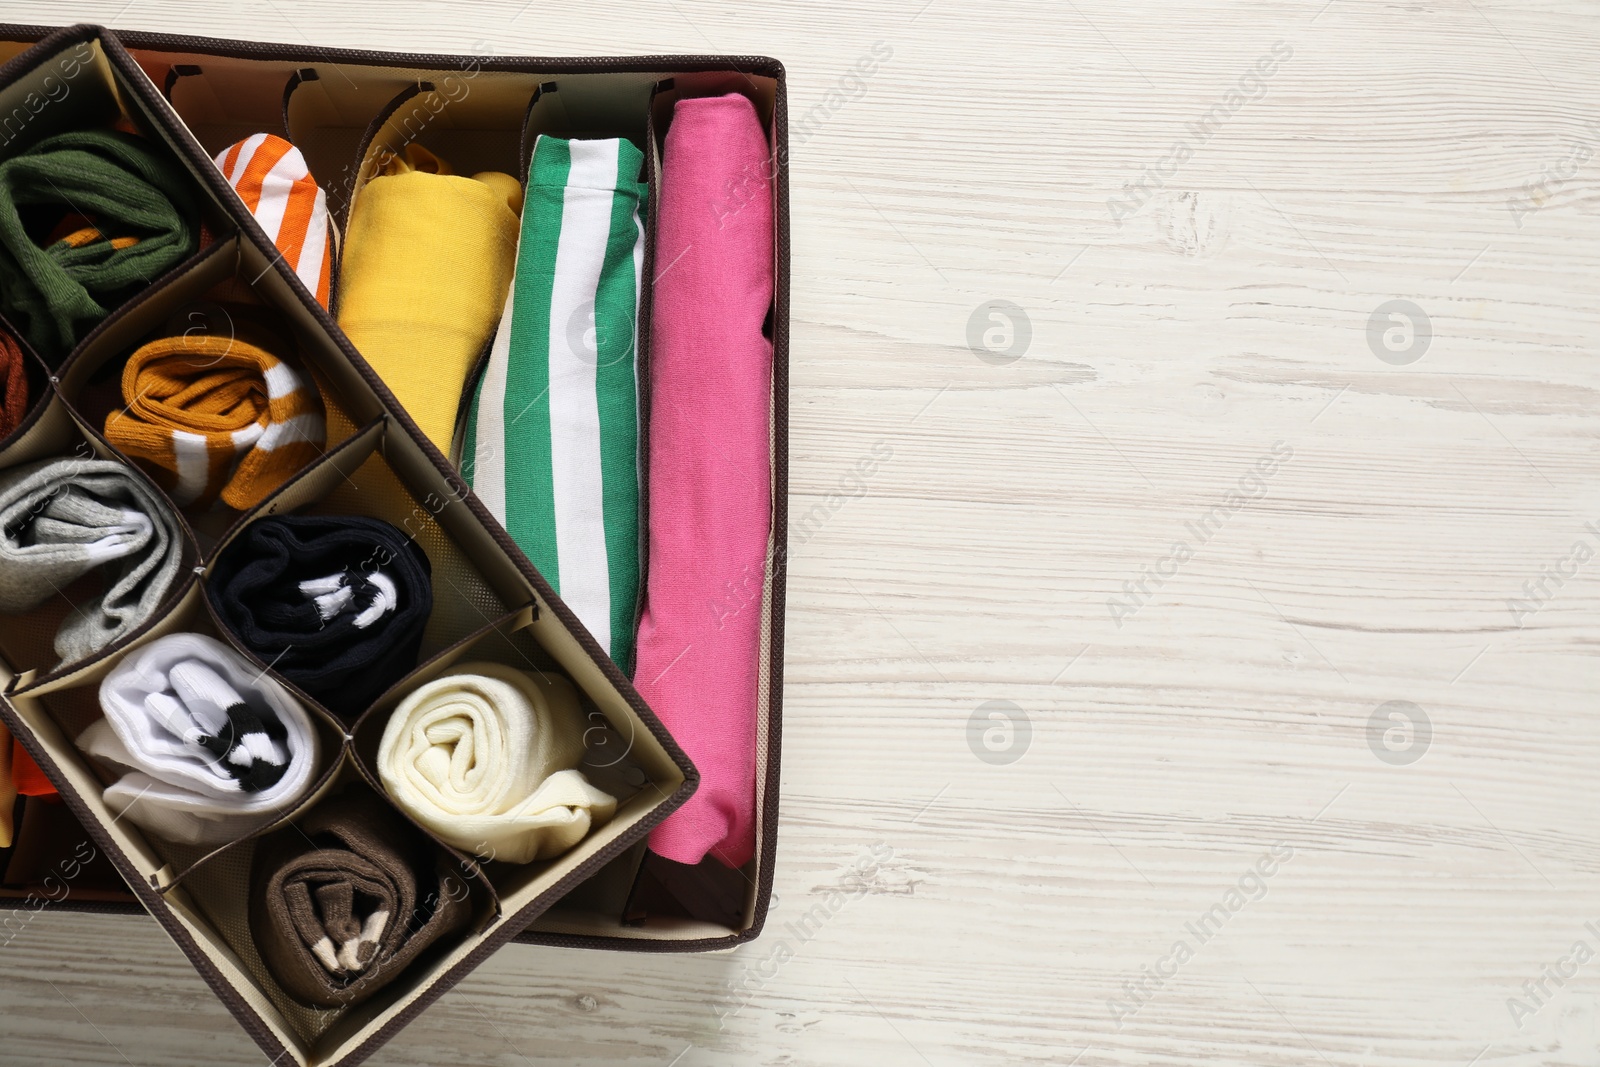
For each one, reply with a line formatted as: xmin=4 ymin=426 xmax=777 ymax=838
xmin=105 ymin=334 xmax=326 ymax=511
xmin=213 ymin=134 xmax=332 ymax=307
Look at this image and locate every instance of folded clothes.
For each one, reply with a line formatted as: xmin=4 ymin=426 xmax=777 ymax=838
xmin=0 ymin=330 xmax=29 ymax=439
xmin=0 ymin=727 xmax=13 ymax=849
xmin=208 ymin=515 xmax=432 ymax=716
xmin=104 ymin=331 xmax=325 ymax=511
xmin=249 ymin=787 xmax=471 ymax=1007
xmin=635 ymin=94 xmax=774 ymax=869
xmin=11 ymin=742 xmax=54 ymax=797
xmin=0 ymin=735 xmax=55 ymax=852
xmin=0 ymin=129 xmax=201 ymax=362
xmin=338 ymin=143 xmax=521 ymax=451
xmin=377 ymin=662 xmax=616 ymax=865
xmin=462 ymin=136 xmax=645 ymax=671
xmin=0 ymin=456 xmax=185 ymax=666
xmin=213 ymin=134 xmax=332 ymax=307
xmin=78 ymin=633 xmax=320 ymax=846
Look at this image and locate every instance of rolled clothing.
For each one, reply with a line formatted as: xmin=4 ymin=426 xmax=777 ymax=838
xmin=104 ymin=331 xmax=325 ymax=511
xmin=207 ymin=515 xmax=432 ymax=716
xmin=634 ymin=94 xmax=774 ymax=869
xmin=249 ymin=787 xmax=471 ymax=1007
xmin=0 ymin=330 xmax=29 ymax=439
xmin=337 ymin=143 xmax=521 ymax=451
xmin=78 ymin=633 xmax=320 ymax=846
xmin=461 ymin=136 xmax=645 ymax=672
xmin=213 ymin=134 xmax=332 ymax=307
xmin=0 ymin=456 xmax=185 ymax=666
xmin=377 ymin=662 xmax=616 ymax=865
xmin=0 ymin=129 xmax=201 ymax=362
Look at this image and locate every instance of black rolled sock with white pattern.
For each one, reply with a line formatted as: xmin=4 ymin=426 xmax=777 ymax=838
xmin=206 ymin=515 xmax=433 ymax=720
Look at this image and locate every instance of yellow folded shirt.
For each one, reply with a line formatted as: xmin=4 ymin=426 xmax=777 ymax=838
xmin=337 ymin=144 xmax=522 ymax=451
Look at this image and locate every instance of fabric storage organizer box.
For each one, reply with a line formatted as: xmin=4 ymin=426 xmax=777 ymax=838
xmin=0 ymin=22 xmax=788 ymax=1067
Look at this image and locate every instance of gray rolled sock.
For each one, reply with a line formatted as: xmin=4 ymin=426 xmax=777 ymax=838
xmin=0 ymin=456 xmax=184 ymax=666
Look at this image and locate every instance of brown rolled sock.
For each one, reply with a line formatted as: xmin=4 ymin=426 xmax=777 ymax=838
xmin=248 ymin=789 xmax=471 ymax=1008
xmin=0 ymin=331 xmax=29 ymax=439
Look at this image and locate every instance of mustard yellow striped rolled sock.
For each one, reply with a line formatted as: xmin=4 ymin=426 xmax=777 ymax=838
xmin=105 ymin=333 xmax=326 ymax=511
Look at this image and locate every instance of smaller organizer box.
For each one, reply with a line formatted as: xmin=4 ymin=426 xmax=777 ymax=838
xmin=0 ymin=23 xmax=788 ymax=1067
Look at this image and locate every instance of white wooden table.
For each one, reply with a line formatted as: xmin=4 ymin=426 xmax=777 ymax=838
xmin=1 ymin=1 xmax=1597 ymax=1063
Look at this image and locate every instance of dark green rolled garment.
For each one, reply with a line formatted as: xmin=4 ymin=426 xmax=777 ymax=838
xmin=0 ymin=128 xmax=200 ymax=362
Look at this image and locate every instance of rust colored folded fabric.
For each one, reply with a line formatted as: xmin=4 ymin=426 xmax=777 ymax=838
xmin=0 ymin=728 xmax=56 ymax=852
xmin=0 ymin=331 xmax=28 ymax=439
xmin=11 ymin=742 xmax=55 ymax=797
xmin=249 ymin=788 xmax=471 ymax=1007
xmin=104 ymin=332 xmax=325 ymax=511
xmin=0 ymin=726 xmax=13 ymax=849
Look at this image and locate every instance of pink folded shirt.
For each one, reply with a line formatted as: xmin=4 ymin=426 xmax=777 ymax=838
xmin=635 ymin=94 xmax=774 ymax=869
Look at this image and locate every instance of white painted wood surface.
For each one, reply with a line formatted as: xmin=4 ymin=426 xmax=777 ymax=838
xmin=2 ymin=0 xmax=1599 ymax=1063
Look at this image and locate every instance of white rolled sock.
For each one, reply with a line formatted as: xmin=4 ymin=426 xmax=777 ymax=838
xmin=80 ymin=633 xmax=321 ymax=846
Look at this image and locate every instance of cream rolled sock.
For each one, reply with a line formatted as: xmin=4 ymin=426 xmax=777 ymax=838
xmin=376 ymin=662 xmax=615 ymax=864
